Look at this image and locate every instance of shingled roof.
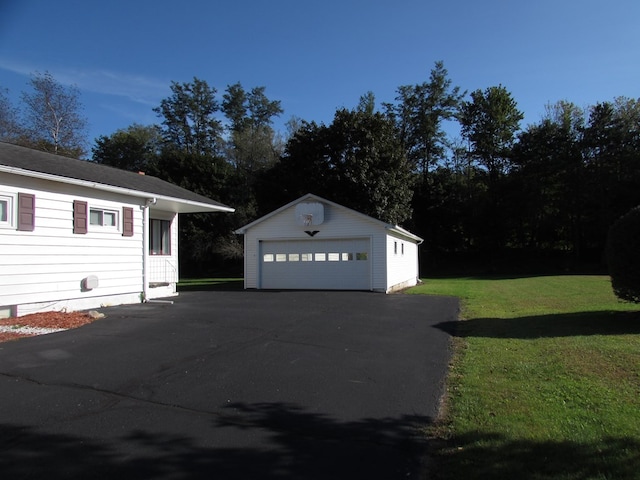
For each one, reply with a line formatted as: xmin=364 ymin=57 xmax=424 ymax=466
xmin=0 ymin=142 xmax=234 ymax=213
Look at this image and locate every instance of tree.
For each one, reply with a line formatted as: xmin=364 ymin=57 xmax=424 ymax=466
xmin=385 ymin=61 xmax=464 ymax=175
xmin=220 ymin=82 xmax=285 ymax=243
xmin=20 ymin=71 xmax=88 ymax=157
xmin=606 ymin=206 xmax=640 ymax=303
xmin=458 ymin=85 xmax=523 ymax=254
xmin=581 ymin=99 xmax=640 ymax=255
xmin=510 ymin=102 xmax=585 ymax=253
xmin=153 ymin=77 xmax=223 ymax=156
xmin=459 ymin=85 xmax=523 ymax=179
xmin=221 ymin=82 xmax=284 ymax=172
xmin=260 ymin=108 xmax=414 ymax=225
xmin=0 ymin=87 xmax=21 ymax=142
xmin=92 ymin=124 xmax=162 ymax=173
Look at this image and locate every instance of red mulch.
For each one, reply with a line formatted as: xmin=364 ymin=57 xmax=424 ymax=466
xmin=0 ymin=311 xmax=97 ymax=343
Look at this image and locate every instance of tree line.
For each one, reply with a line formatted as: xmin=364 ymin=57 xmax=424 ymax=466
xmin=2 ymin=64 xmax=639 ymax=275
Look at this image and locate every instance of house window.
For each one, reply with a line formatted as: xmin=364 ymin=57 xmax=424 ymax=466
xmin=394 ymin=241 xmax=398 ymax=255
xmin=401 ymin=243 xmax=404 ymax=255
xmin=90 ymin=208 xmax=118 ymax=228
xmin=0 ymin=194 xmax=12 ymax=228
xmin=150 ymin=218 xmax=171 ymax=255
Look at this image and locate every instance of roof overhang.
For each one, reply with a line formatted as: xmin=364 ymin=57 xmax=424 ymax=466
xmin=0 ymin=164 xmax=234 ymax=214
xmin=386 ymin=225 xmax=424 ymax=244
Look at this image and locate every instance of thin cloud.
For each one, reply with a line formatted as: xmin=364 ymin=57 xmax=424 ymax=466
xmin=0 ymin=58 xmax=169 ymax=107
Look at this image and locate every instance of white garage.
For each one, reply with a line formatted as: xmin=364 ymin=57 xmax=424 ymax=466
xmin=235 ymin=194 xmax=423 ymax=293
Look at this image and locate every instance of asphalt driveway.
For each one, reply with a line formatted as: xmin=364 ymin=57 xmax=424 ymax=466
xmin=0 ymin=290 xmax=458 ymax=479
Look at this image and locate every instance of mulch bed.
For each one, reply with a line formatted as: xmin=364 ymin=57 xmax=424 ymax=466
xmin=0 ymin=311 xmax=97 ymax=343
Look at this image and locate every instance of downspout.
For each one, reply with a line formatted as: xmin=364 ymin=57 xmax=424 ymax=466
xmin=141 ymin=199 xmax=155 ymax=302
xmin=142 ymin=203 xmax=149 ymax=302
xmin=416 ymin=238 xmax=424 ymax=285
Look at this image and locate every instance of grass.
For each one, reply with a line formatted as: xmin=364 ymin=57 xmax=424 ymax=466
xmin=177 ymin=277 xmax=243 ymax=291
xmin=408 ymin=276 xmax=640 ymax=479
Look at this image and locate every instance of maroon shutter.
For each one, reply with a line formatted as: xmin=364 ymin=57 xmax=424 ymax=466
xmin=73 ymin=200 xmax=88 ymax=234
xmin=122 ymin=207 xmax=134 ymax=237
xmin=17 ymin=193 xmax=35 ymax=231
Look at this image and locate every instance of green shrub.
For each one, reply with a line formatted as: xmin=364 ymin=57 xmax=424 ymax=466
xmin=606 ymin=206 xmax=640 ymax=303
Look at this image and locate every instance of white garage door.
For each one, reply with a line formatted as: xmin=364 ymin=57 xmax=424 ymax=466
xmin=260 ymin=238 xmax=371 ymax=290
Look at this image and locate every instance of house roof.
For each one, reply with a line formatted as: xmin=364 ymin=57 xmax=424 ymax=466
xmin=0 ymin=142 xmax=234 ymax=214
xmin=235 ymin=193 xmax=423 ymax=243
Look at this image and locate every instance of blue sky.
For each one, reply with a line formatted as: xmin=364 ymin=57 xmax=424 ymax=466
xmin=1 ymin=0 xmax=639 ymax=150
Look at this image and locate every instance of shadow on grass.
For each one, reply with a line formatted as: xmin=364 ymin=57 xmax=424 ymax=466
xmin=0 ymin=402 xmax=430 ymax=479
xmin=430 ymin=431 xmax=640 ymax=480
xmin=434 ymin=310 xmax=640 ymax=339
xmin=178 ymin=278 xmax=244 ymax=292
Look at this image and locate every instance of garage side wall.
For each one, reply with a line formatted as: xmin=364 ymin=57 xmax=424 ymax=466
xmin=242 ymin=202 xmax=388 ymax=291
xmin=385 ymin=233 xmax=420 ymax=292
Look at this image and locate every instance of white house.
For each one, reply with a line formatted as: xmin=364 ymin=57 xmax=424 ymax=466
xmin=0 ymin=142 xmax=234 ymax=318
xmin=235 ymin=193 xmax=423 ymax=293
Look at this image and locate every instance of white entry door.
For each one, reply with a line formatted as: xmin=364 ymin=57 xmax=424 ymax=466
xmin=259 ymin=238 xmax=371 ymax=290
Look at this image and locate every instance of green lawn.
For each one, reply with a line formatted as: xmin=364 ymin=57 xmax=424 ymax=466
xmin=408 ymin=276 xmax=640 ymax=480
xmin=178 ymin=277 xmax=243 ymax=291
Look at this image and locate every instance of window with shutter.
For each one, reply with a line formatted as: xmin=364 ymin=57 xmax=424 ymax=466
xmin=122 ymin=207 xmax=134 ymax=236
xmin=73 ymin=200 xmax=88 ymax=234
xmin=17 ymin=193 xmax=35 ymax=231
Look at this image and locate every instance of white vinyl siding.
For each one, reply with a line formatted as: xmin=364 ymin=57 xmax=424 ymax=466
xmin=385 ymin=233 xmax=419 ymax=291
xmin=0 ymin=176 xmax=145 ymax=314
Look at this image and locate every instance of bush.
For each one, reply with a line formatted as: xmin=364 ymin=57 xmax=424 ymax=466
xmin=606 ymin=206 xmax=640 ymax=303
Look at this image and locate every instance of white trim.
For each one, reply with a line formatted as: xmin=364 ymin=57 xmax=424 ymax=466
xmin=0 ymin=192 xmax=15 ymax=229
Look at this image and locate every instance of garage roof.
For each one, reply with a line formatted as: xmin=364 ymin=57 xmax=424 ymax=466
xmin=235 ymin=193 xmax=423 ymax=243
